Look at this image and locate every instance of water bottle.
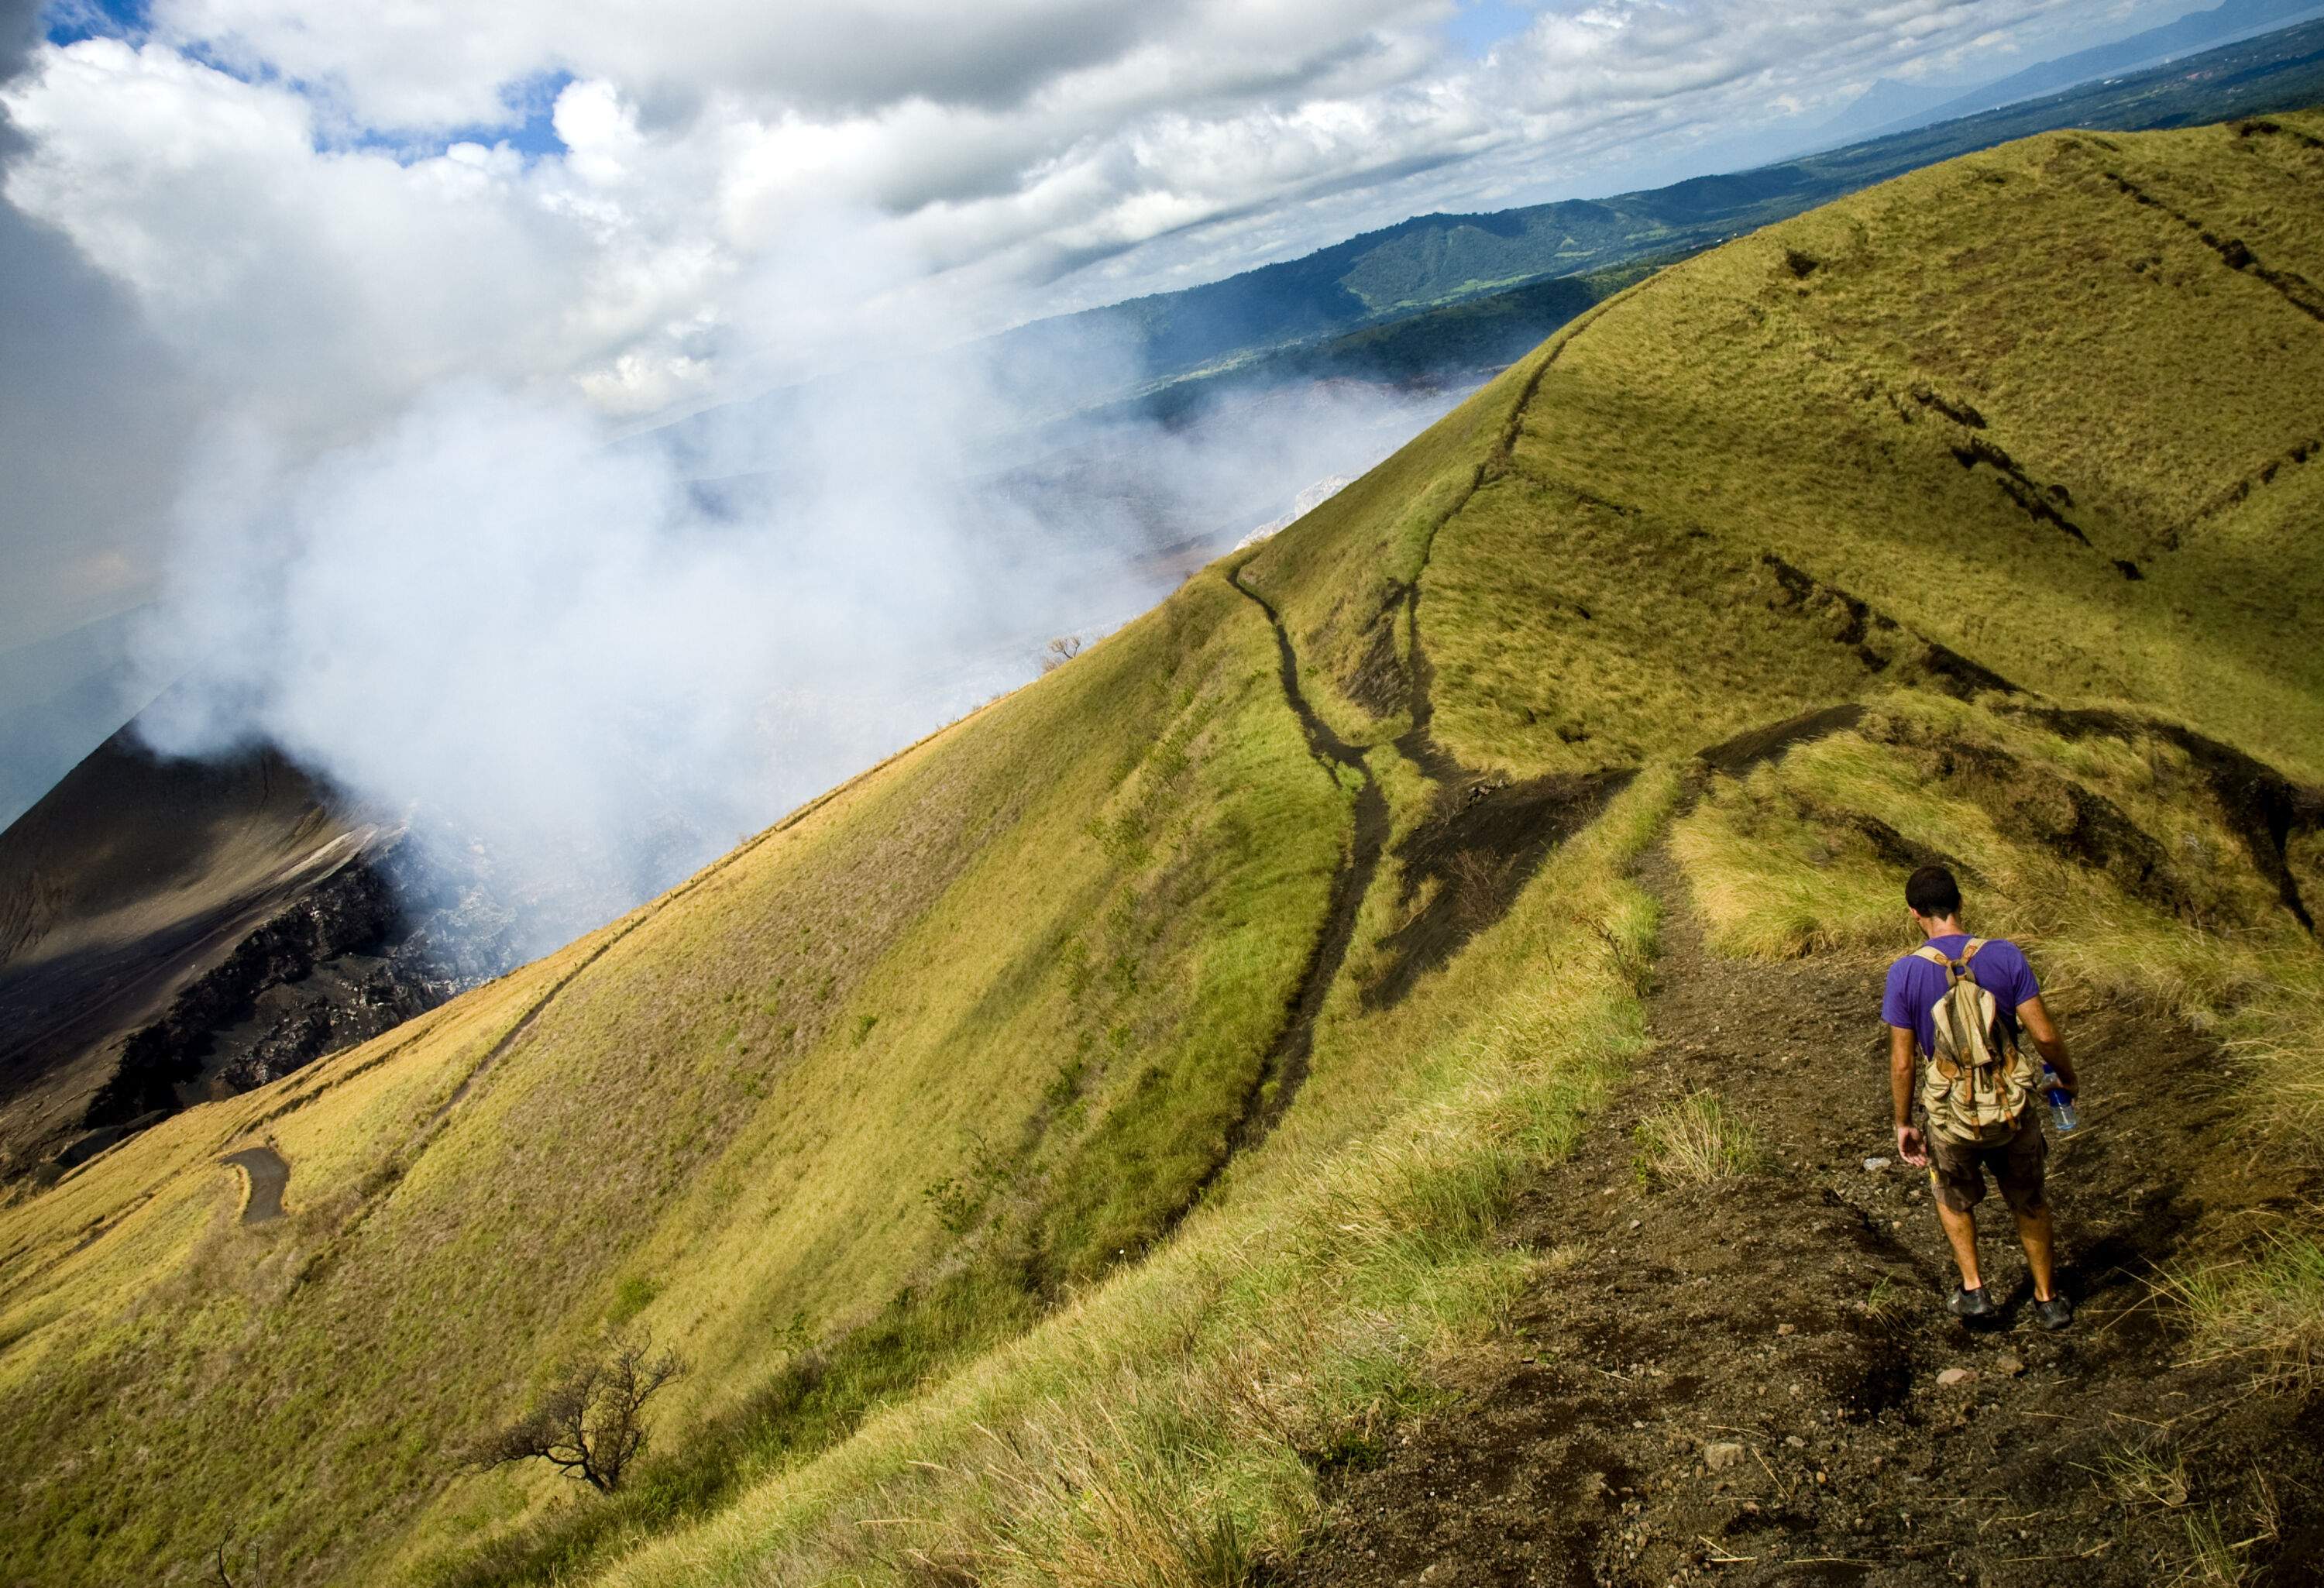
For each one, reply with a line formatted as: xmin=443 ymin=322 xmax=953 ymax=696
xmin=2044 ymin=1064 xmax=2080 ymax=1133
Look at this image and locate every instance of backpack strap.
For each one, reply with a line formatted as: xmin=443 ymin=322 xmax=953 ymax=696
xmin=1913 ymin=943 xmax=1963 ymax=982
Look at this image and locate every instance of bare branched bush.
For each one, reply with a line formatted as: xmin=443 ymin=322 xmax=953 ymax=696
xmin=477 ymin=1334 xmax=686 ymax=1493
xmin=1040 ymin=634 xmax=1085 ymax=673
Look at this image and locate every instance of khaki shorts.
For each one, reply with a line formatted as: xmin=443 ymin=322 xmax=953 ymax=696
xmin=1927 ymin=1114 xmax=2047 ymax=1215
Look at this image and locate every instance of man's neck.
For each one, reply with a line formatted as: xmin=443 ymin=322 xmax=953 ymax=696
xmin=1920 ymin=916 xmax=1967 ymax=940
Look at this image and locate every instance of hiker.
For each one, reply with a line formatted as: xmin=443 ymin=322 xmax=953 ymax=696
xmin=1882 ymin=864 xmax=2079 ymax=1329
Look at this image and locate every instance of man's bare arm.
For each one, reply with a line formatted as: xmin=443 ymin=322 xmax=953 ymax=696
xmin=1889 ymin=1023 xmax=1927 ymax=1167
xmin=2018 ymin=995 xmax=2075 ymax=1094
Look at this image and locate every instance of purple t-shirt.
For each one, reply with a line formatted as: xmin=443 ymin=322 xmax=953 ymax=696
xmin=1882 ymin=934 xmax=2040 ymax=1058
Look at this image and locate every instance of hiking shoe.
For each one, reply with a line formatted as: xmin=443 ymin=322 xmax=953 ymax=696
xmin=1948 ymin=1284 xmax=1996 ymax=1322
xmin=2035 ymin=1294 xmax=2075 ymax=1332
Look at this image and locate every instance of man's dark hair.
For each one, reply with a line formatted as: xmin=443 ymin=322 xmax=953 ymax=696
xmin=1906 ymin=864 xmax=1962 ymax=919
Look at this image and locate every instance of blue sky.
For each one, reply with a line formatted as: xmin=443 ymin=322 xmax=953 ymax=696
xmin=1443 ymin=0 xmax=1537 ymax=57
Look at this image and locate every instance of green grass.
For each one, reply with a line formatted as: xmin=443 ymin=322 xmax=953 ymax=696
xmin=1631 ymin=1091 xmax=1768 ymax=1187
xmin=569 ymin=769 xmax=1676 ymax=1588
xmin=1428 ymin=114 xmax=2324 ymax=785
xmin=0 ymin=575 xmax=1349 ymax=1587
xmin=0 ymin=109 xmax=2320 ymax=1587
xmin=2095 ymin=1441 xmax=2195 ymax=1514
xmin=1673 ymin=693 xmax=2324 ymax=1144
xmin=2158 ymin=1235 xmax=2324 ymax=1396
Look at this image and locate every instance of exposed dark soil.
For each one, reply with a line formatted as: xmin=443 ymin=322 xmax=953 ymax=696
xmin=1277 ymin=847 xmax=2322 ymax=1587
xmin=80 ymin=853 xmax=447 ymax=1130
xmin=1365 ymin=771 xmax=1633 ymax=1010
xmin=1346 ymin=297 xmax=1648 ymax=1013
xmin=1944 ymin=435 xmax=2095 ymax=549
xmin=1697 ymin=707 xmax=1869 ymax=780
xmin=2089 ymin=155 xmax=2324 ymax=326
xmin=221 ymin=1145 xmax=288 ymax=1225
xmin=2008 ymin=706 xmax=2324 ymax=935
xmin=2160 ymin=435 xmax=2319 ymax=553
xmin=0 ymin=724 xmax=482 ymax=1183
xmin=1751 ymin=557 xmax=2016 ymax=701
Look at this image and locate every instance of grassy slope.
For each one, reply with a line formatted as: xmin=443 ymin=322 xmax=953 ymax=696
xmin=1250 ymin=109 xmax=2324 ymax=787
xmin=0 ymin=583 xmax=1345 ymax=1585
xmin=0 ymin=112 xmax=2319 ymax=1587
xmin=576 ymin=108 xmax=2324 ymax=1584
xmin=1431 ymin=113 xmax=2324 ymax=783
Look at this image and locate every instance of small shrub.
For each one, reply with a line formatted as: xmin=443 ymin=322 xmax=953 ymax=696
xmin=923 ymin=1178 xmax=978 ymax=1234
xmin=1631 ymin=1091 xmax=1767 ymax=1186
xmin=1858 ymin=1275 xmax=1910 ymax=1325
xmin=2156 ymin=1233 xmax=2324 ymax=1394
xmin=2178 ymin=1504 xmax=2257 ymax=1586
xmin=1448 ymin=848 xmax=1513 ymax=926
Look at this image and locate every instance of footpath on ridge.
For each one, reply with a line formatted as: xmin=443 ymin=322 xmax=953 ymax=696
xmin=1277 ymin=845 xmax=2321 ymax=1586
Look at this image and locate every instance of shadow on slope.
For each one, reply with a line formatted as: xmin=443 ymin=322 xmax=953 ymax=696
xmin=0 ymin=724 xmax=456 ymax=1183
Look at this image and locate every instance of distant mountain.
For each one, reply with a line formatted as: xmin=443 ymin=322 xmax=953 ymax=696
xmin=651 ymin=13 xmax=2324 ymax=484
xmin=985 ymin=164 xmax=1820 ymax=397
xmin=1862 ymin=0 xmax=2324 ymax=140
xmin=1054 ymin=11 xmax=2324 ymax=407
xmin=1806 ymin=76 xmax=1989 ymax=149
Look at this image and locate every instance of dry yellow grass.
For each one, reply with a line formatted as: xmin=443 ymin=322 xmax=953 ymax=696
xmin=1631 ymin=1091 xmax=1768 ymax=1187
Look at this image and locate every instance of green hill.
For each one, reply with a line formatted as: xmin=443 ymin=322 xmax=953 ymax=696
xmin=2 ymin=110 xmax=2322 ymax=1587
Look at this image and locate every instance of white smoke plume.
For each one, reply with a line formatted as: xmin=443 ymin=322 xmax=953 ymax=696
xmin=132 ymin=325 xmax=1465 ymax=963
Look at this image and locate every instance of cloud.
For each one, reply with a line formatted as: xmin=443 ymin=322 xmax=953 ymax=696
xmin=2 ymin=42 xmax=728 ymax=439
xmin=5 ymin=1 xmax=2189 ymax=445
xmin=149 ymin=0 xmax=1436 ymax=132
xmin=0 ymin=0 xmax=192 ymax=634
xmin=0 ymin=0 xmax=205 ymax=822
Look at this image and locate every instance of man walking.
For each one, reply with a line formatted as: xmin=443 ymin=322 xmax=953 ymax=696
xmin=1883 ymin=864 xmax=2078 ymax=1329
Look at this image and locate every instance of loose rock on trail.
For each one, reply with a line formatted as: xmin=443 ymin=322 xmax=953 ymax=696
xmin=1277 ymin=846 xmax=2319 ymax=1586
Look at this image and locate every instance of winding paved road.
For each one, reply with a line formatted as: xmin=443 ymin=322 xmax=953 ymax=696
xmin=221 ymin=1146 xmax=287 ymax=1224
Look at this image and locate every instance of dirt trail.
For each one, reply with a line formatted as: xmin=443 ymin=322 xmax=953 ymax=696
xmin=1226 ymin=566 xmax=1390 ymax=1150
xmin=221 ymin=1145 xmax=287 ymax=1225
xmin=1278 ymin=845 xmax=2322 ymax=1586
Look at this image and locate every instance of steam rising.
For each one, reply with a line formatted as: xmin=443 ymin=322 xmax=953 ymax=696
xmin=135 ymin=339 xmax=1465 ymax=962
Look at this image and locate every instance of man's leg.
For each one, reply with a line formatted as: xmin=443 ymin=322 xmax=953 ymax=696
xmin=2014 ymin=1205 xmax=2056 ymax=1303
xmin=1998 ymin=1118 xmax=2056 ymax=1303
xmin=1927 ymin=1136 xmax=1987 ymax=1292
xmin=1935 ymin=1198 xmax=1983 ymax=1291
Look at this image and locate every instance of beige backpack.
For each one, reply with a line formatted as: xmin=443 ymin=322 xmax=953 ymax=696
xmin=1915 ymin=940 xmax=2042 ymax=1144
